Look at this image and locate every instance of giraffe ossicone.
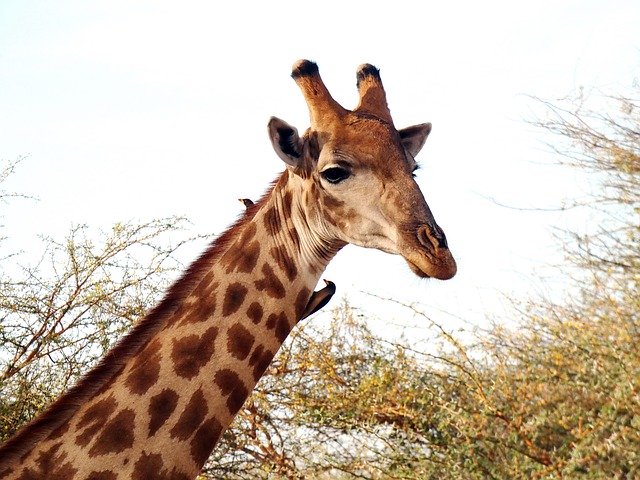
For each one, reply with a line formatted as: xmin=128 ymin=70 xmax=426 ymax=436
xmin=0 ymin=60 xmax=456 ymax=479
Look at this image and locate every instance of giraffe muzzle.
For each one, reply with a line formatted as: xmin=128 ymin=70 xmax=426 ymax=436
xmin=405 ymin=224 xmax=457 ymax=280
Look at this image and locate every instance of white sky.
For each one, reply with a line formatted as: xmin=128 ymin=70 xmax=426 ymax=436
xmin=1 ymin=1 xmax=638 ymax=329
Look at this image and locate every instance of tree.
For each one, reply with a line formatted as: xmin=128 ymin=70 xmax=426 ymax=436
xmin=0 ymin=159 xmax=200 ymax=441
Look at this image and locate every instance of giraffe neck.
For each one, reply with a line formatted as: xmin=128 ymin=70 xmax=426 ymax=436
xmin=2 ymin=171 xmax=342 ymax=480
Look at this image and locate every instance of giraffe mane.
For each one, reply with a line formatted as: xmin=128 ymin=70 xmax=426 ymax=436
xmin=0 ymin=174 xmax=283 ymax=465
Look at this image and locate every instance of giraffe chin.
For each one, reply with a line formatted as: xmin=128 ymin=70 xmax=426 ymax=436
xmin=405 ymin=251 xmax=457 ymax=280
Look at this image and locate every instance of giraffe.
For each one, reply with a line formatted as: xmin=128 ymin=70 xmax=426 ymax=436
xmin=0 ymin=60 xmax=456 ymax=479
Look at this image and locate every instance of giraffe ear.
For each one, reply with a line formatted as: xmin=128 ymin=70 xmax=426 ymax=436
xmin=399 ymin=123 xmax=432 ymax=157
xmin=268 ymin=117 xmax=305 ymax=167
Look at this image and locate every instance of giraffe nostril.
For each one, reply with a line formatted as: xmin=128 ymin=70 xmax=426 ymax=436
xmin=417 ymin=226 xmax=436 ymax=250
xmin=433 ymin=225 xmax=448 ymax=249
xmin=417 ymin=224 xmax=448 ymax=250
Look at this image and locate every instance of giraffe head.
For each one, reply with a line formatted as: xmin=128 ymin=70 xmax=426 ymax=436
xmin=268 ymin=60 xmax=456 ymax=280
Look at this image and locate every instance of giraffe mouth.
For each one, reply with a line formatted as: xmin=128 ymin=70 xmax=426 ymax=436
xmin=406 ymin=259 xmax=431 ymax=278
xmin=405 ymin=254 xmax=456 ymax=280
xmin=402 ymin=224 xmax=457 ymax=280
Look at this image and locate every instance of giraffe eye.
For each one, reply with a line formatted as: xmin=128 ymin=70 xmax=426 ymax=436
xmin=320 ymin=167 xmax=351 ymax=184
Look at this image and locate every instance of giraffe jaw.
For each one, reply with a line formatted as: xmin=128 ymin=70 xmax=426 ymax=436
xmin=405 ymin=252 xmax=457 ymax=280
xmin=401 ymin=224 xmax=457 ymax=280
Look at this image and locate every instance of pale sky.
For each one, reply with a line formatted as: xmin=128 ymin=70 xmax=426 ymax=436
xmin=1 ymin=1 xmax=638 ymax=330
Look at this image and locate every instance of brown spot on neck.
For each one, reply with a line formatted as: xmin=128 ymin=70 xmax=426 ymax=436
xmin=88 ymin=408 xmax=135 ymax=457
xmin=220 ymin=223 xmax=260 ymax=275
xmin=18 ymin=442 xmax=78 ymax=480
xmin=190 ymin=418 xmax=223 ymax=469
xmin=192 ymin=271 xmax=216 ymax=298
xmin=214 ymin=369 xmax=249 ymax=415
xmin=254 ymin=263 xmax=285 ymax=299
xmin=47 ymin=419 xmax=70 ymax=440
xmin=263 ymin=205 xmax=282 ymax=236
xmin=275 ymin=313 xmax=291 ymax=342
xmin=226 ymin=323 xmax=255 ymax=360
xmin=133 ymin=451 xmax=190 ymax=480
xmin=170 ymin=388 xmax=208 ymax=440
xmin=148 ymin=389 xmax=179 ymax=438
xmin=267 ymin=312 xmax=291 ymax=343
xmin=171 ymin=326 xmax=219 ymax=379
xmin=269 ymin=246 xmax=298 ymax=282
xmin=282 ymin=190 xmax=293 ymax=219
xmin=248 ymin=346 xmax=274 ymax=381
xmin=266 ymin=311 xmax=291 ymax=342
xmin=180 ymin=292 xmax=218 ymax=326
xmin=246 ymin=302 xmax=263 ymax=324
xmin=75 ymin=395 xmax=118 ymax=447
xmin=125 ymin=338 xmax=162 ymax=395
xmin=87 ymin=471 xmax=118 ymax=480
xmin=222 ymin=283 xmax=248 ymax=316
